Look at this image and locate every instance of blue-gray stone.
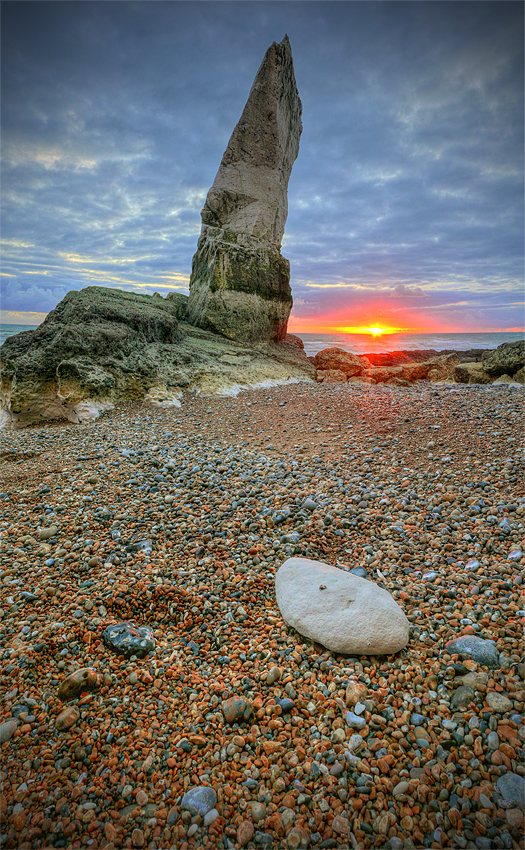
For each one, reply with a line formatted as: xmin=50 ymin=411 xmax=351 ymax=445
xmin=444 ymin=636 xmax=500 ymax=668
xmin=126 ymin=538 xmax=153 ymax=555
xmin=350 ymin=566 xmax=368 ymax=578
xmin=181 ymin=785 xmax=218 ymax=817
xmin=309 ymin=762 xmax=321 ymax=779
xmin=496 ymin=773 xmax=525 ymax=811
xmin=475 ymin=838 xmax=493 ymax=850
xmin=410 ymin=712 xmax=425 ymax=726
xmin=302 ymin=499 xmax=317 ymax=512
xmin=487 ymin=731 xmax=499 ymax=749
xmin=346 ymin=710 xmax=366 ymax=729
xmin=20 ymin=591 xmax=36 ymax=602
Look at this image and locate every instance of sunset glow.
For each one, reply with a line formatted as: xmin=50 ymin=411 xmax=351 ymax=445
xmin=362 ymin=327 xmax=388 ymax=336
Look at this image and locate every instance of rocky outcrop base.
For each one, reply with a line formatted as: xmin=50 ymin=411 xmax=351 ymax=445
xmin=187 ymin=228 xmax=292 ymax=342
xmin=0 ymin=287 xmax=314 ymax=429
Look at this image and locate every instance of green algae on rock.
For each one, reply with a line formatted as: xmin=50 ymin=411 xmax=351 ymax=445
xmin=0 ymin=285 xmax=314 ymax=429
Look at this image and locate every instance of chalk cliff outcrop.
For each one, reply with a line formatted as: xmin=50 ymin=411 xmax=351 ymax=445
xmin=0 ymin=286 xmax=314 ymax=429
xmin=187 ymin=35 xmax=302 ymax=343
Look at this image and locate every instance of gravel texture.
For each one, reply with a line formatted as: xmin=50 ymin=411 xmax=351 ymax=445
xmin=1 ymin=380 xmax=524 ymax=850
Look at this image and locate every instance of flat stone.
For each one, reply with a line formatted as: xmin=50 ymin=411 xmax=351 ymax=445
xmin=237 ymin=820 xmax=255 ymax=846
xmin=180 ymin=785 xmax=217 ymax=818
xmin=331 ymin=814 xmax=350 ymax=835
xmin=451 ymin=685 xmax=475 ymax=710
xmin=486 ymin=691 xmax=513 ymax=712
xmin=275 ymin=557 xmax=409 ymax=655
xmin=393 ymin=781 xmax=410 ymax=797
xmin=55 ymin=705 xmax=80 ymax=731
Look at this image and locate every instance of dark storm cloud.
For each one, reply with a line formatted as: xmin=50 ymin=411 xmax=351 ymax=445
xmin=1 ymin=1 xmax=523 ymax=329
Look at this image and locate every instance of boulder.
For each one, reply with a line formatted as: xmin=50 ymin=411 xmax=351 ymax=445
xmin=0 ymin=285 xmax=314 ymax=429
xmin=275 ymin=557 xmax=409 ymax=655
xmin=188 ymin=36 xmax=302 ymax=342
xmin=482 ymin=340 xmax=525 ymax=376
xmin=313 ymin=347 xmax=368 ymax=376
xmin=453 ymin=362 xmax=492 ymax=384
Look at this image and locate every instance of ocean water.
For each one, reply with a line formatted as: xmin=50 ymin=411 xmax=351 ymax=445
xmin=1 ymin=323 xmax=523 ymax=358
xmin=0 ymin=323 xmax=40 ymax=346
xmin=296 ymin=331 xmax=524 ymax=357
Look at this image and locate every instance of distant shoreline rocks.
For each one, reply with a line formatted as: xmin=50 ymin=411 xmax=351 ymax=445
xmin=313 ymin=341 xmax=525 ymax=388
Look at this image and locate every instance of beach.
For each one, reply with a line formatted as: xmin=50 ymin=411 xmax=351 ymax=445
xmin=1 ymin=380 xmax=524 ymax=850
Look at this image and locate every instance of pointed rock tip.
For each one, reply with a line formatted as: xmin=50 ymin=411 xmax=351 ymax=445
xmin=273 ymin=34 xmax=291 ymax=50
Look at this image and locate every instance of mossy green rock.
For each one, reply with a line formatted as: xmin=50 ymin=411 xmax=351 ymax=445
xmin=188 ymin=229 xmax=292 ymax=342
xmin=1 ymin=285 xmax=313 ymax=429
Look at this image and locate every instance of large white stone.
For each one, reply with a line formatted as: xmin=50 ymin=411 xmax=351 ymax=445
xmin=275 ymin=557 xmax=409 ymax=655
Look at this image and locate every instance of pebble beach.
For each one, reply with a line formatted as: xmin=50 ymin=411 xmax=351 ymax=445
xmin=1 ymin=380 xmax=524 ymax=850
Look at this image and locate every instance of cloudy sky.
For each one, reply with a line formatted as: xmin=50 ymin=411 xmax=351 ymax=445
xmin=1 ymin=0 xmax=523 ymax=332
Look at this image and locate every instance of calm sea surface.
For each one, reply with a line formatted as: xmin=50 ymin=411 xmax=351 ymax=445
xmin=296 ymin=331 xmax=524 ymax=357
xmin=0 ymin=323 xmax=41 ymax=346
xmin=1 ymin=323 xmax=523 ymax=356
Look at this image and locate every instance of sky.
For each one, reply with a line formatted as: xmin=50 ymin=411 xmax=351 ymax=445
xmin=1 ymin=0 xmax=524 ymax=333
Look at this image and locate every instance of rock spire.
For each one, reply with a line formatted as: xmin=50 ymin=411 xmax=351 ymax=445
xmin=188 ymin=35 xmax=302 ymax=342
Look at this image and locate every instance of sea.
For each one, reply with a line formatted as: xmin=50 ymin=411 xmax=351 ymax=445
xmin=0 ymin=323 xmax=41 ymax=346
xmin=296 ymin=331 xmax=524 ymax=357
xmin=0 ymin=323 xmax=523 ymax=356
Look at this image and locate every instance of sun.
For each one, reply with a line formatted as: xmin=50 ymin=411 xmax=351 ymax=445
xmin=362 ymin=326 xmax=389 ymax=336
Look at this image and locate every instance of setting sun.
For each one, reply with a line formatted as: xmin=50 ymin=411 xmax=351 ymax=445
xmin=362 ymin=326 xmax=388 ymax=335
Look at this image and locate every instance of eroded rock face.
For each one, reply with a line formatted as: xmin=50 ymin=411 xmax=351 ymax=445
xmin=482 ymin=340 xmax=525 ymax=376
xmin=188 ymin=35 xmax=302 ymax=343
xmin=313 ymin=348 xmax=369 ymax=377
xmin=275 ymin=557 xmax=409 ymax=655
xmin=0 ymin=285 xmax=314 ymax=429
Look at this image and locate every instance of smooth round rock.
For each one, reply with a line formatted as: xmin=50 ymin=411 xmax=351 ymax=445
xmin=275 ymin=557 xmax=409 ymax=654
xmin=237 ymin=820 xmax=255 ymax=846
xmin=486 ymin=691 xmax=513 ymax=713
xmin=222 ymin=695 xmax=250 ymax=723
xmin=203 ymin=808 xmax=219 ymax=827
xmin=444 ymin=635 xmax=500 ymax=668
xmin=102 ymin=622 xmax=155 ymax=658
xmin=181 ymin=785 xmax=218 ymax=817
xmin=58 ymin=667 xmax=99 ymax=701
xmin=0 ymin=720 xmax=18 ymax=743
